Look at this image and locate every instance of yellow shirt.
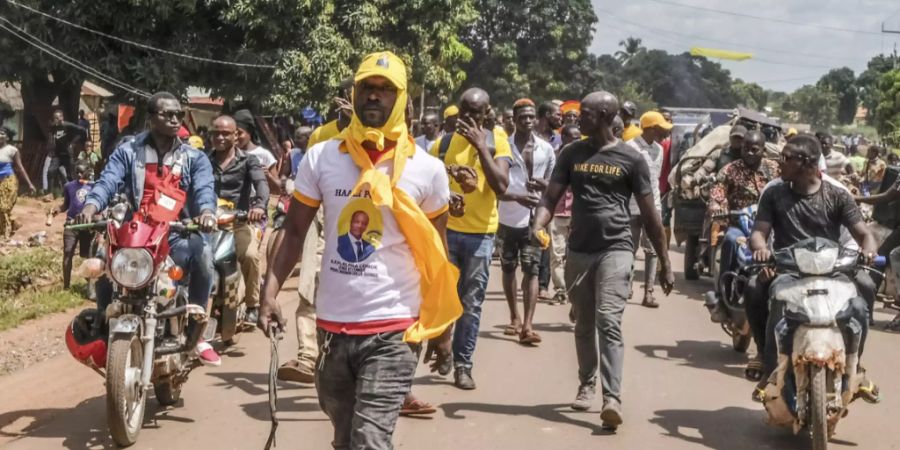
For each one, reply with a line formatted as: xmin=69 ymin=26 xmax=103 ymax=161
xmin=308 ymin=120 xmax=341 ymax=148
xmin=623 ymin=124 xmax=642 ymax=142
xmin=430 ymin=131 xmax=512 ymax=234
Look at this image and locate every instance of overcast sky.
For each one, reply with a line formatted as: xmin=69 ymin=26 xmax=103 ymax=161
xmin=589 ymin=0 xmax=900 ymax=92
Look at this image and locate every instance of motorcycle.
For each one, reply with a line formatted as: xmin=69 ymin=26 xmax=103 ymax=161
xmin=759 ymin=238 xmax=884 ymax=450
xmin=208 ymin=205 xmax=250 ymax=346
xmin=66 ymin=199 xmax=211 ymax=447
xmin=703 ymin=206 xmax=756 ymax=352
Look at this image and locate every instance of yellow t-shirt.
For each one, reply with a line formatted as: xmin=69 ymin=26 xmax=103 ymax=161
xmin=430 ymin=131 xmax=512 ymax=234
xmin=308 ymin=120 xmax=341 ymax=148
xmin=622 ymin=124 xmax=642 ymax=142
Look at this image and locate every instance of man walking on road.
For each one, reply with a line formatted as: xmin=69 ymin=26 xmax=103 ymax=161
xmin=548 ymin=125 xmax=581 ymax=305
xmin=259 ymin=51 xmax=461 ymax=449
xmin=532 ymin=91 xmax=674 ymax=431
xmin=430 ymin=88 xmax=511 ymax=390
xmin=497 ymin=99 xmax=555 ymax=345
xmin=626 ymin=111 xmax=671 ymax=308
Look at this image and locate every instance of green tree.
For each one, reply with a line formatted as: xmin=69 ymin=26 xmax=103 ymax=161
xmin=786 ymin=84 xmax=839 ymax=129
xmin=857 ymin=54 xmax=896 ymax=121
xmin=817 ymin=67 xmax=858 ymax=125
xmin=732 ymin=79 xmax=768 ymax=110
xmin=874 ymin=69 xmax=900 ymax=137
xmin=621 ymin=50 xmax=737 ymax=108
xmin=458 ymin=0 xmax=598 ymax=106
xmin=615 ymin=37 xmax=644 ymax=64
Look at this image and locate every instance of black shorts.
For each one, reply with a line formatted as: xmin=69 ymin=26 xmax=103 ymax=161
xmin=63 ymin=228 xmax=93 ymax=258
xmin=497 ymin=224 xmax=540 ymax=276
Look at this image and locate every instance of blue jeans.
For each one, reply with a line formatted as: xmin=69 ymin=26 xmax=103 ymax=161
xmin=97 ymin=233 xmax=214 ymax=312
xmin=718 ymin=226 xmax=745 ymax=285
xmin=448 ymin=230 xmax=494 ymax=370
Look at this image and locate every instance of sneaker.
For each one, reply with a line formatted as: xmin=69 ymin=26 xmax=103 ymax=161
xmin=454 ymin=367 xmax=476 ymax=390
xmin=600 ymin=399 xmax=623 ymax=430
xmin=571 ymin=383 xmax=596 ymax=411
xmin=195 ymin=340 xmax=222 ymax=367
xmin=245 ymin=307 xmax=259 ymax=326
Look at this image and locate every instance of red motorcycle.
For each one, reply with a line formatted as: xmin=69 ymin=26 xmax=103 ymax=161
xmin=66 ymin=198 xmax=210 ymax=447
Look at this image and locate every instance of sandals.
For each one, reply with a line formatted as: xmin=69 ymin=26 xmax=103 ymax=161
xmin=503 ymin=323 xmax=522 ymax=336
xmin=854 ymin=380 xmax=881 ymax=404
xmin=745 ymin=357 xmax=764 ymax=382
xmin=400 ymin=398 xmax=437 ymax=416
xmin=519 ymin=330 xmax=542 ymax=345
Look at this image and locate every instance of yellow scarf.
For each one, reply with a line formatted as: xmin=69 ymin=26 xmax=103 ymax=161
xmin=339 ymin=52 xmax=462 ymax=343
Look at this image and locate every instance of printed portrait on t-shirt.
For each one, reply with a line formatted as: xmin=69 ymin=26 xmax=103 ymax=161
xmin=336 ymin=198 xmax=383 ymax=263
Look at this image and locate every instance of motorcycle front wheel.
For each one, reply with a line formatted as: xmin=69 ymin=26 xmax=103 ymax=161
xmin=106 ymin=334 xmax=146 ymax=447
xmin=810 ymin=365 xmax=829 ymax=450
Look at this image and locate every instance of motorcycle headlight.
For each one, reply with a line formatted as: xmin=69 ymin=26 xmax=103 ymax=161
xmin=110 ymin=249 xmax=154 ymax=288
xmin=793 ymin=246 xmax=839 ymax=275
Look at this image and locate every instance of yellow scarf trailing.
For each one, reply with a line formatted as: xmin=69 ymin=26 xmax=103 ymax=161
xmin=339 ymin=51 xmax=462 ymax=343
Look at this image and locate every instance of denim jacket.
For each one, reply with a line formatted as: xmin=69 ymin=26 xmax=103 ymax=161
xmin=85 ymin=132 xmax=217 ymax=218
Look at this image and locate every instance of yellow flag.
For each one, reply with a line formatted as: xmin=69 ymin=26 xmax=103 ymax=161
xmin=690 ymin=47 xmax=753 ymax=61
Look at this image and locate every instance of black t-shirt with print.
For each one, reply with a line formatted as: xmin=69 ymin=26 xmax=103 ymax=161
xmin=551 ymin=139 xmax=652 ymax=253
xmin=756 ymin=181 xmax=863 ymax=251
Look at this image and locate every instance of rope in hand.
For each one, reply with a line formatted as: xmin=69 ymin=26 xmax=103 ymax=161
xmin=265 ymin=324 xmax=283 ymax=450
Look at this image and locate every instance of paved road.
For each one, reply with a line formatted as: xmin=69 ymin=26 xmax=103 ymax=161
xmin=2 ymin=249 xmax=899 ymax=449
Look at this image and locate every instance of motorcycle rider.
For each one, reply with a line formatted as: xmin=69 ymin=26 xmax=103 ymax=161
xmin=745 ymin=133 xmax=879 ymax=403
xmin=208 ymin=115 xmax=270 ymax=325
xmin=681 ymin=124 xmax=747 ymax=190
xmin=75 ymin=92 xmax=221 ymax=366
xmin=707 ymin=130 xmax=779 ymax=296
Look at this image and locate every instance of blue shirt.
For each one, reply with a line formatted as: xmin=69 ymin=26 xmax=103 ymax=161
xmin=62 ymin=180 xmax=94 ymax=218
xmin=290 ymin=148 xmax=305 ymax=179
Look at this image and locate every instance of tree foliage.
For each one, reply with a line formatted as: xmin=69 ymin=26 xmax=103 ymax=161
xmin=817 ymin=67 xmax=857 ymax=125
xmin=731 ymin=79 xmax=767 ymax=110
xmin=784 ymin=84 xmax=838 ymax=129
xmin=458 ymin=0 xmax=597 ymax=106
xmin=857 ymin=55 xmax=895 ymax=121
xmin=874 ymin=69 xmax=900 ymax=137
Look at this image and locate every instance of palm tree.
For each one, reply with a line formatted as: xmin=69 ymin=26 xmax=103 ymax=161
xmin=615 ymin=37 xmax=645 ymax=64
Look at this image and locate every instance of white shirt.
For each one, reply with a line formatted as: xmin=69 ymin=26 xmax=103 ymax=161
xmin=415 ymin=135 xmax=438 ymax=154
xmin=824 ymin=151 xmax=850 ymax=178
xmin=0 ymin=144 xmax=18 ymax=163
xmin=293 ymin=139 xmax=450 ymax=323
xmin=247 ymin=146 xmax=277 ymax=169
xmin=626 ymin=136 xmax=662 ymax=215
xmin=498 ymin=133 xmax=556 ymax=228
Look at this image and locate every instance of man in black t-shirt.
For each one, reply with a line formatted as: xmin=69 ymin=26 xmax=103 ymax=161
xmin=43 ymin=109 xmax=87 ymax=192
xmin=745 ymin=134 xmax=878 ymax=402
xmin=532 ymin=91 xmax=673 ymax=431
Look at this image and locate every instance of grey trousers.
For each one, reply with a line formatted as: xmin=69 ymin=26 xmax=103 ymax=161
xmin=629 ymin=215 xmax=657 ymax=296
xmin=316 ymin=329 xmax=419 ymax=450
xmin=567 ymin=250 xmax=634 ymax=403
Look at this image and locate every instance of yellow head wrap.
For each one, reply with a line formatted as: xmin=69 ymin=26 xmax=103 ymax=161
xmin=338 ymin=51 xmax=462 ymax=343
xmin=443 ymin=105 xmax=459 ymax=119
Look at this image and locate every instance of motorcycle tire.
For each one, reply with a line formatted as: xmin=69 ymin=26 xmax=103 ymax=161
xmin=684 ymin=235 xmax=700 ymax=280
xmin=154 ymin=380 xmax=182 ymax=407
xmin=731 ymin=332 xmax=751 ymax=353
xmin=810 ymin=365 xmax=829 ymax=450
xmin=106 ymin=334 xmax=146 ymax=447
xmin=221 ymin=302 xmax=246 ymax=347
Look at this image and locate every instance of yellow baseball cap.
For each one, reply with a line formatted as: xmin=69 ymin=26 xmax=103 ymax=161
xmin=354 ymin=51 xmax=407 ymax=91
xmin=639 ymin=111 xmax=673 ymax=130
xmin=443 ymin=105 xmax=459 ymax=119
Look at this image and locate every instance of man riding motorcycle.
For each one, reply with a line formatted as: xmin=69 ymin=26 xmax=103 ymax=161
xmin=707 ymin=130 xmax=779 ymax=300
xmin=745 ymin=134 xmax=879 ymax=403
xmin=74 ymin=92 xmax=221 ymax=366
xmin=208 ymin=115 xmax=270 ymax=325
xmin=681 ymin=124 xmax=748 ymax=189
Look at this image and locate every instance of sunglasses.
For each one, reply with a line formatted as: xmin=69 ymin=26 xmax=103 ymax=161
xmin=780 ymin=153 xmax=807 ymax=163
xmin=155 ymin=110 xmax=186 ymax=121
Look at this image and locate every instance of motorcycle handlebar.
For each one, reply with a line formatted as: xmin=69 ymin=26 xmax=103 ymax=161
xmin=65 ymin=221 xmax=108 ymax=231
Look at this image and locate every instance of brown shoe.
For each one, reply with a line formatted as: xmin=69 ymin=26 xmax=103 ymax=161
xmin=277 ymin=359 xmax=315 ymax=383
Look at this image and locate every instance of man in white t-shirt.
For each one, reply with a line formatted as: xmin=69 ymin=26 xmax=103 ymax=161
xmin=414 ymin=111 xmax=441 ymax=152
xmin=496 ymin=98 xmax=555 ymax=344
xmin=818 ymin=132 xmax=854 ymax=178
xmin=259 ymin=52 xmax=458 ymax=448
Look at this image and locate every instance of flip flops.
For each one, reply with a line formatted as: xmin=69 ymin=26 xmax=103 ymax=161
xmin=745 ymin=357 xmax=764 ymax=382
xmin=519 ymin=330 xmax=542 ymax=345
xmin=503 ymin=323 xmax=522 ymax=336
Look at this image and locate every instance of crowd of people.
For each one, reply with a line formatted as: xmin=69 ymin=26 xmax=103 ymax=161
xmin=3 ymin=48 xmax=898 ymax=449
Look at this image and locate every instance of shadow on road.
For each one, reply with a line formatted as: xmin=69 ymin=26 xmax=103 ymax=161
xmin=440 ymin=402 xmax=613 ymax=435
xmin=634 ymin=340 xmax=748 ymax=379
xmin=207 ymin=371 xmax=310 ymax=397
xmin=0 ymin=394 xmax=196 ymax=449
xmin=237 ymin=395 xmax=327 ymax=423
xmin=648 ymin=406 xmax=849 ymax=450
